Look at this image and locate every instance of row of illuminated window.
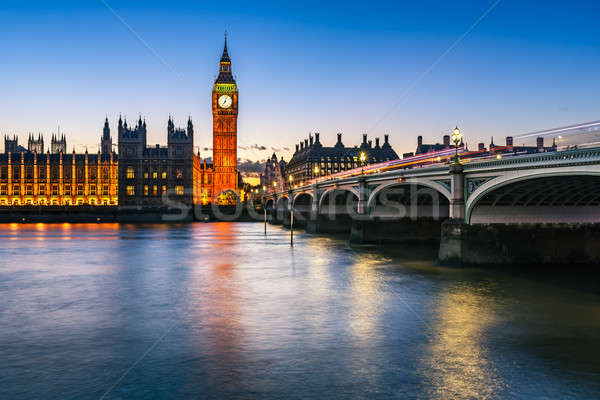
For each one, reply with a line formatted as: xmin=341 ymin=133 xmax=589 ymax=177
xmin=125 ymin=185 xmax=185 ymax=196
xmin=0 ymin=166 xmax=115 ymax=180
xmin=0 ymin=184 xmax=112 ymax=196
xmin=126 ymin=166 xmax=184 ymax=180
xmin=0 ymin=198 xmax=114 ymax=206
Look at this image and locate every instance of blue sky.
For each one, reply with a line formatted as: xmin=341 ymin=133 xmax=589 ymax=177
xmin=1 ymin=0 xmax=599 ymax=160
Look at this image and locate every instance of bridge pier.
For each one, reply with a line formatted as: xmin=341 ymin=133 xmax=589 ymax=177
xmin=449 ymin=162 xmax=465 ymax=219
xmin=439 ymin=221 xmax=600 ymax=265
xmin=306 ymin=213 xmax=354 ymax=234
xmin=350 ymin=217 xmax=444 ymax=244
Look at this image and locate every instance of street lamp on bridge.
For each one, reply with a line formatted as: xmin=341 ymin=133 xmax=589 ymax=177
xmin=451 ymin=126 xmax=463 ymax=163
xmin=314 ymin=166 xmax=319 ymax=183
xmin=360 ymin=151 xmax=366 ymax=174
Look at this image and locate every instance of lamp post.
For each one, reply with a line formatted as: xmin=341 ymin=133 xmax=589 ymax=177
xmin=451 ymin=126 xmax=463 ymax=163
xmin=359 ymin=151 xmax=366 ymax=174
xmin=288 ymin=174 xmax=294 ymax=246
xmin=314 ymin=166 xmax=319 ymax=183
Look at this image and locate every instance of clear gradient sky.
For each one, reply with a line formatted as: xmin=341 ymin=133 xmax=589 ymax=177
xmin=1 ymin=1 xmax=599 ymax=161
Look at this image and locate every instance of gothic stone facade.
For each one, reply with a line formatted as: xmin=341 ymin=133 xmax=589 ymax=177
xmin=117 ymin=116 xmax=197 ymax=207
xmin=0 ymin=135 xmax=118 ymax=206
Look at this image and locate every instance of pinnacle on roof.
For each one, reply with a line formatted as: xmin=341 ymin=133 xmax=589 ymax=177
xmin=220 ymin=31 xmax=230 ymax=63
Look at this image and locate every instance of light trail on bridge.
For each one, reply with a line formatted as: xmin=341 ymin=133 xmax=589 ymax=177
xmin=516 ymin=120 xmax=600 ymax=139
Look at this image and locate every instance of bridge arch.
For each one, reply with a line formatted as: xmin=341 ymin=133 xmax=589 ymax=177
xmin=318 ymin=187 xmax=359 ymax=214
xmin=275 ymin=195 xmax=289 ymax=210
xmin=292 ymin=191 xmax=314 ymax=207
xmin=264 ymin=198 xmax=274 ymax=212
xmin=366 ymin=179 xmax=451 ymax=211
xmin=466 ymin=169 xmax=600 ymax=224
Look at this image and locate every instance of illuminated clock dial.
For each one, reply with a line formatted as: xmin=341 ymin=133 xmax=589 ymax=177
xmin=218 ymin=95 xmax=232 ymax=108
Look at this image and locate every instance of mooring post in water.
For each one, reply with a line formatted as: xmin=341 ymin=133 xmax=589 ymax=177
xmin=290 ymin=209 xmax=294 ymax=246
xmin=264 ymin=207 xmax=267 ymax=235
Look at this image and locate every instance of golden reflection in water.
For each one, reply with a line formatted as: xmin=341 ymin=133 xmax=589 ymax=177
xmin=348 ymin=253 xmax=384 ymax=342
xmin=200 ymin=263 xmax=245 ymax=384
xmin=424 ymin=287 xmax=503 ymax=399
xmin=300 ymin=237 xmax=336 ymax=334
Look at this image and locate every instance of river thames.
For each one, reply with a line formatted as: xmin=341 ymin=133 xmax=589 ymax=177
xmin=0 ymin=222 xmax=599 ymax=399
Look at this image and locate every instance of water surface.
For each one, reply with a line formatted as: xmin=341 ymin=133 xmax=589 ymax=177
xmin=0 ymin=222 xmax=599 ymax=399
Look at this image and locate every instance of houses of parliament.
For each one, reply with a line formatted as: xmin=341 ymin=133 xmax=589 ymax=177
xmin=0 ymin=39 xmax=240 ymax=207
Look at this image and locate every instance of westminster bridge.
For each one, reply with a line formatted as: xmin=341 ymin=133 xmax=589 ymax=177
xmin=263 ymin=147 xmax=600 ymax=265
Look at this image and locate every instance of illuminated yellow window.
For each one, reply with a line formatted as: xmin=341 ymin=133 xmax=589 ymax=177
xmin=162 ymin=185 xmax=166 ymax=194
xmin=144 ymin=185 xmax=149 ymax=196
xmin=65 ymin=185 xmax=71 ymax=196
xmin=52 ymin=185 xmax=58 ymax=196
xmin=77 ymin=185 xmax=84 ymax=196
xmin=126 ymin=185 xmax=135 ymax=196
xmin=175 ymin=185 xmax=184 ymax=195
xmin=39 ymin=186 xmax=45 ymax=196
xmin=161 ymin=171 xmax=166 ymax=179
xmin=0 ymin=185 xmax=7 ymax=195
xmin=127 ymin=166 xmax=135 ymax=179
xmin=102 ymin=185 xmax=109 ymax=196
xmin=26 ymin=185 xmax=33 ymax=196
xmin=152 ymin=185 xmax=157 ymax=196
xmin=90 ymin=185 xmax=96 ymax=196
xmin=13 ymin=185 xmax=20 ymax=195
xmin=176 ymin=169 xmax=183 ymax=179
xmin=152 ymin=171 xmax=158 ymax=179
xmin=144 ymin=172 xmax=149 ymax=179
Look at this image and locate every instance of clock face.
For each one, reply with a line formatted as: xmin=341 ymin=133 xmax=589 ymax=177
xmin=218 ymin=95 xmax=232 ymax=109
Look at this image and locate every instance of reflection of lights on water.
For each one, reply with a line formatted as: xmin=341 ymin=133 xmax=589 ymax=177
xmin=424 ymin=289 xmax=502 ymax=399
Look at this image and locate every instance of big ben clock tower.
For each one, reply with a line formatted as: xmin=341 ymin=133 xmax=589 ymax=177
xmin=212 ymin=35 xmax=239 ymax=201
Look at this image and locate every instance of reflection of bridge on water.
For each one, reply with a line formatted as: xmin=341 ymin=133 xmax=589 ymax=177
xmin=264 ymin=147 xmax=600 ymax=265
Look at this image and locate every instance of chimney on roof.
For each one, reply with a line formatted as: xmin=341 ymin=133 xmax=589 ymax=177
xmin=300 ymin=142 xmax=304 ymax=150
xmin=506 ymin=136 xmax=514 ymax=146
xmin=375 ymin=137 xmax=380 ymax=148
xmin=417 ymin=135 xmax=423 ymax=146
xmin=304 ymin=139 xmax=308 ymax=148
xmin=537 ymin=137 xmax=544 ymax=150
xmin=478 ymin=143 xmax=485 ymax=151
xmin=443 ymin=135 xmax=450 ymax=147
xmin=384 ymin=134 xmax=389 ymax=144
xmin=362 ymin=134 xmax=367 ymax=144
xmin=315 ymin=132 xmax=320 ymax=143
xmin=368 ymin=140 xmax=372 ymax=148
xmin=309 ymin=135 xmax=313 ymax=146
xmin=295 ymin=144 xmax=299 ymax=153
xmin=337 ymin=133 xmax=342 ymax=144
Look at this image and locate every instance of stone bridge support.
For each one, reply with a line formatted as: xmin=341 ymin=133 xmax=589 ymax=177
xmin=349 ymin=177 xmax=370 ymax=243
xmin=306 ymin=184 xmax=320 ymax=233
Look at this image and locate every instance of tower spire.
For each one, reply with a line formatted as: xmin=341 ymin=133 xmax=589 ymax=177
xmin=220 ymin=33 xmax=230 ymax=63
xmin=216 ymin=35 xmax=234 ymax=84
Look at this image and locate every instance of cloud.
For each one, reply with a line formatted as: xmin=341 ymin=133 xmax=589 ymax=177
xmin=250 ymin=144 xmax=267 ymax=151
xmin=237 ymin=158 xmax=264 ymax=173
